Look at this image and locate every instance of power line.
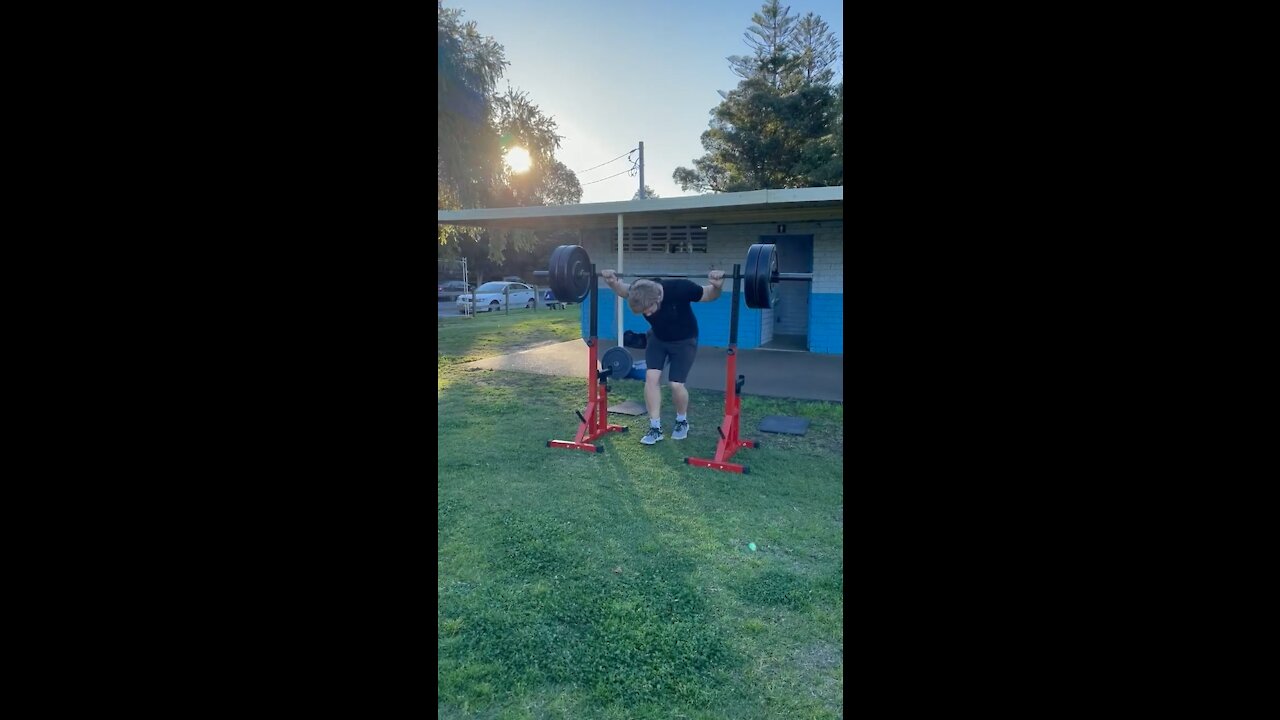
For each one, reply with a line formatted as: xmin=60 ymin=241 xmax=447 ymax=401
xmin=580 ymin=166 xmax=636 ymax=186
xmin=575 ymin=149 xmax=637 ymax=176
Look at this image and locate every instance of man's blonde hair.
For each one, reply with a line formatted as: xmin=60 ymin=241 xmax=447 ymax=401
xmin=627 ymin=279 xmax=663 ymax=314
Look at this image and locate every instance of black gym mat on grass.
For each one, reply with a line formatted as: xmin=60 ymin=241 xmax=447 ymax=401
xmin=759 ymin=415 xmax=810 ymax=435
xmin=608 ymin=400 xmax=648 ymax=415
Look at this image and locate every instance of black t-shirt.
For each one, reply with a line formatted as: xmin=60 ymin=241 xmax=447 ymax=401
xmin=642 ymin=278 xmax=703 ymax=342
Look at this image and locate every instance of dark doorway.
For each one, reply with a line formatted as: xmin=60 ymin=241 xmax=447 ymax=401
xmin=755 ymin=235 xmax=813 ymax=351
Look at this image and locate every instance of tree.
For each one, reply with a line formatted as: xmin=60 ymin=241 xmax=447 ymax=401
xmin=675 ymin=77 xmax=801 ymax=192
xmin=437 ymin=0 xmax=507 ymax=212
xmin=792 ymin=81 xmax=842 ymax=186
xmin=632 ymin=185 xmax=660 ymax=200
xmin=789 ymin=12 xmax=840 ymax=87
xmin=674 ymin=1 xmax=841 ymax=193
xmin=438 ymin=2 xmax=583 ymax=264
xmin=490 ymin=88 xmax=582 ymax=208
xmin=539 ymin=160 xmax=584 ymax=206
xmin=483 ymin=88 xmax=582 ymax=262
xmin=727 ymin=0 xmax=798 ymax=90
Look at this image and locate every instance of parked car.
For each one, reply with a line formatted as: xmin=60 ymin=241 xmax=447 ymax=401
xmin=438 ymin=280 xmax=472 ymax=301
xmin=457 ymin=281 xmax=537 ymax=313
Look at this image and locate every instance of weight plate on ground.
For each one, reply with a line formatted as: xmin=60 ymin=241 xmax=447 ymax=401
xmin=600 ymin=346 xmax=634 ymax=378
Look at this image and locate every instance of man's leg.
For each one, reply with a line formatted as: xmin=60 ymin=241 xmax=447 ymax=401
xmin=644 ymin=369 xmax=664 ymax=420
xmin=670 ymin=381 xmax=689 ymax=416
xmin=641 ymin=369 xmax=664 ymax=444
xmin=668 ymin=338 xmax=697 ymax=440
xmin=642 ymin=334 xmax=668 ymax=444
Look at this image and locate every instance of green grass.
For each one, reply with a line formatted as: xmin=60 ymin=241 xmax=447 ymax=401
xmin=439 ymin=307 xmax=583 ymax=365
xmin=440 ymin=311 xmax=843 ymax=719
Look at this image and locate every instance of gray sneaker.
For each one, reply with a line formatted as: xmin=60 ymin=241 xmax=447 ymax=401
xmin=641 ymin=427 xmax=664 ymax=445
xmin=672 ymin=419 xmax=689 ymax=440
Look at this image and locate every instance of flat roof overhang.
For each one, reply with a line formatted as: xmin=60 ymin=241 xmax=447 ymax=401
xmin=436 ymin=187 xmax=843 ymax=232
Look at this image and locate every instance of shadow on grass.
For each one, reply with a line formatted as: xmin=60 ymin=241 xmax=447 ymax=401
xmin=438 ymin=353 xmax=843 ymax=718
xmin=440 ymin=457 xmax=744 ymax=711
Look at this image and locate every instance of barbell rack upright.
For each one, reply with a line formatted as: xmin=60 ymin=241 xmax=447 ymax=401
xmin=546 ymin=262 xmax=627 ymax=453
xmin=685 ymin=262 xmax=757 ymax=474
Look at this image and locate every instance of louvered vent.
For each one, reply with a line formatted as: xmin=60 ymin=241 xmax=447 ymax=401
xmin=620 ymin=226 xmax=708 ymax=253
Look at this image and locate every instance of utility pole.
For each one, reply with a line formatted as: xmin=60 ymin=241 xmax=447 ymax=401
xmin=465 ymin=258 xmax=475 ymax=318
xmin=620 ymin=141 xmax=644 ymax=348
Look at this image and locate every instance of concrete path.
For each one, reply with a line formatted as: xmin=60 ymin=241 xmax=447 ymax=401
xmin=460 ymin=339 xmax=842 ymax=402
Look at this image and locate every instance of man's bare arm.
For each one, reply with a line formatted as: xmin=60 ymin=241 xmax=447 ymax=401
xmin=601 ymin=270 xmax=629 ymax=298
xmin=699 ymin=270 xmax=725 ymax=302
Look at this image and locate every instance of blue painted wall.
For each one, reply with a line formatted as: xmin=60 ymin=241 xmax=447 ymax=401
xmin=581 ymin=290 xmax=764 ymax=348
xmin=582 ymin=289 xmax=844 ymax=354
xmin=807 ymin=293 xmax=843 ymax=354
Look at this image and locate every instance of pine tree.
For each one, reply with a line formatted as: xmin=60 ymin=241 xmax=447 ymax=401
xmin=674 ymin=2 xmax=841 ymax=193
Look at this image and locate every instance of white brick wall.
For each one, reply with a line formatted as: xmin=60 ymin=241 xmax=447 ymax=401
xmin=704 ymin=222 xmax=843 ymax=295
xmin=588 ymin=241 xmax=734 ymax=279
xmin=810 ymin=223 xmax=843 ymax=294
xmin=579 ymin=221 xmax=843 ymax=292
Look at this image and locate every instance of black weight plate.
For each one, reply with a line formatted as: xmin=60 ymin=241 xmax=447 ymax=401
xmin=600 ymin=346 xmax=634 ymax=378
xmin=757 ymin=240 xmax=778 ymax=308
xmin=744 ymin=243 xmax=769 ymax=309
xmin=549 ymin=244 xmax=569 ymax=276
xmin=564 ymin=245 xmax=593 ymax=304
xmin=753 ymin=243 xmax=778 ymax=310
xmin=743 ymin=244 xmax=760 ymax=308
xmin=548 ymin=244 xmax=577 ymax=302
xmin=546 ymin=244 xmax=566 ymax=300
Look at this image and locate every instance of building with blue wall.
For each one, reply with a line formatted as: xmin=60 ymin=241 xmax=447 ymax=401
xmin=438 ymin=188 xmax=843 ymax=354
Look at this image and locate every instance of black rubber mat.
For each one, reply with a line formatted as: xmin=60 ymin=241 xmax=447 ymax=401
xmin=758 ymin=415 xmax=810 ymax=435
xmin=607 ymin=400 xmax=648 ymax=416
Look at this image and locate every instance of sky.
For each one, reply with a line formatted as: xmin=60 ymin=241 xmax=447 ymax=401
xmin=446 ymin=0 xmax=844 ymax=205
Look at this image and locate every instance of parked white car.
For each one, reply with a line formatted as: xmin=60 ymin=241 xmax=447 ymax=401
xmin=457 ymin=281 xmax=537 ymax=313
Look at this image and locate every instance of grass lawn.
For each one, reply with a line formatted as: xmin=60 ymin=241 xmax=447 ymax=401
xmin=439 ymin=310 xmax=844 ymax=719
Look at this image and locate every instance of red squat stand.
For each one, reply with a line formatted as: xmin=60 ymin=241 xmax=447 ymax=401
xmin=685 ymin=262 xmax=757 ymax=474
xmin=547 ymin=263 xmax=626 ymax=453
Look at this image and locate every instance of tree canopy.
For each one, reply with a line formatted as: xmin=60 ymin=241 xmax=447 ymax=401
xmin=438 ymin=1 xmax=582 ymax=265
xmin=674 ymin=0 xmax=842 ymax=194
xmin=437 ymin=1 xmax=506 ymax=212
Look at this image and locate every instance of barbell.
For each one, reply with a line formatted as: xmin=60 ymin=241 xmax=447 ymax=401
xmin=533 ymin=243 xmax=812 ymax=309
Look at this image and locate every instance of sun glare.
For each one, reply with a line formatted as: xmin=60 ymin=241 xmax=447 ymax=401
xmin=504 ymin=146 xmax=532 ymax=174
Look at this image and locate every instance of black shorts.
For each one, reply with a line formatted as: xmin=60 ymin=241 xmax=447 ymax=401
xmin=645 ymin=332 xmax=699 ymax=383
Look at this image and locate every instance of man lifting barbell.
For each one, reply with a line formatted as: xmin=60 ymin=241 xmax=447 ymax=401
xmin=537 ymin=243 xmax=814 ymax=457
xmin=600 ymin=269 xmax=726 ymax=444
